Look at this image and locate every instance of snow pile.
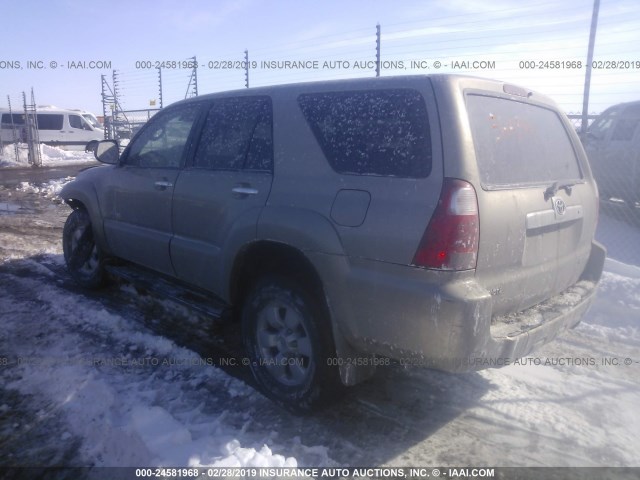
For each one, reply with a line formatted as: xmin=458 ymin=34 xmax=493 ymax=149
xmin=16 ymin=177 xmax=75 ymax=200
xmin=130 ymin=408 xmax=295 ymax=468
xmin=0 ymin=143 xmax=95 ymax=167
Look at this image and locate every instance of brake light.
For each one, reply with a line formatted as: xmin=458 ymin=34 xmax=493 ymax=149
xmin=412 ymin=178 xmax=479 ymax=270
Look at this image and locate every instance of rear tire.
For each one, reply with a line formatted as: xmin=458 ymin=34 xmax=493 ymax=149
xmin=62 ymin=209 xmax=106 ymax=289
xmin=241 ymin=275 xmax=342 ymax=413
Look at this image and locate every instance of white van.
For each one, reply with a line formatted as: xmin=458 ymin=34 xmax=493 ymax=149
xmin=0 ymin=106 xmax=104 ymax=152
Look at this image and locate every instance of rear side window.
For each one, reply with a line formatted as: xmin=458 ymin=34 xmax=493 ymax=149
xmin=1 ymin=114 xmax=25 ymax=125
xmin=298 ymin=89 xmax=431 ymax=177
xmin=193 ymin=96 xmax=273 ymax=172
xmin=36 ymin=114 xmax=64 ymax=130
xmin=467 ymin=95 xmax=582 ymax=187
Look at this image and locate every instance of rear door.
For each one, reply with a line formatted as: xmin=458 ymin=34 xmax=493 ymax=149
xmin=294 ymin=83 xmax=443 ymax=265
xmin=170 ymin=96 xmax=274 ymax=294
xmin=466 ymin=93 xmax=598 ymax=315
xmin=101 ymin=103 xmax=201 ymax=275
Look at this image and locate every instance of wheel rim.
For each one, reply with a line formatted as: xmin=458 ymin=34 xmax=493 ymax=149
xmin=70 ymin=225 xmax=99 ymax=275
xmin=255 ymin=300 xmax=313 ymax=387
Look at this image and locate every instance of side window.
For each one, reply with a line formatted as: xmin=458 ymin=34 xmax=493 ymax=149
xmin=1 ymin=114 xmax=25 ymax=125
xmin=298 ymin=89 xmax=431 ymax=177
xmin=589 ymin=117 xmax=614 ymax=140
xmin=124 ymin=105 xmax=200 ymax=168
xmin=611 ymin=118 xmax=640 ymax=141
xmin=589 ymin=106 xmax=622 ymax=140
xmin=193 ymin=96 xmax=273 ymax=172
xmin=36 ymin=114 xmax=64 ymax=130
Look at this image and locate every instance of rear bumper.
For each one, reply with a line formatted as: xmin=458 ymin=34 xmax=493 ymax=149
xmin=313 ymin=240 xmax=606 ymax=375
xmin=450 ymin=276 xmax=599 ymax=372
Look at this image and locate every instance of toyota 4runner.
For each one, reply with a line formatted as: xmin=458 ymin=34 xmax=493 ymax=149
xmin=60 ymin=75 xmax=606 ymax=411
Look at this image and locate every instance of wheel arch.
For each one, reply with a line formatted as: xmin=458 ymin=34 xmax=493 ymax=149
xmin=59 ymin=182 xmax=110 ymax=254
xmin=229 ymin=240 xmax=326 ymax=311
xmin=229 ymin=240 xmax=377 ymax=387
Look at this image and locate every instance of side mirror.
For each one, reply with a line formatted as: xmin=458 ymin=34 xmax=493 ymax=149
xmin=95 ymin=140 xmax=119 ymax=164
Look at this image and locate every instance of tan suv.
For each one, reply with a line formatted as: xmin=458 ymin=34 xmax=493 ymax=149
xmin=60 ymin=75 xmax=605 ymax=411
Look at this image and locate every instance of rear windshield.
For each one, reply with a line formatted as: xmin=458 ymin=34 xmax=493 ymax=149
xmin=466 ymin=94 xmax=582 ymax=187
xmin=298 ymin=89 xmax=431 ymax=178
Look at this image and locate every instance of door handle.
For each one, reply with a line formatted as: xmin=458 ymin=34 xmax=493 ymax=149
xmin=232 ymin=186 xmax=259 ymax=195
xmin=154 ymin=180 xmax=173 ymax=190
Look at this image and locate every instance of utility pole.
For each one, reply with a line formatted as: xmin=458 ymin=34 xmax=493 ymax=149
xmin=581 ymin=0 xmax=600 ymax=134
xmin=158 ymin=66 xmax=163 ymax=109
xmin=375 ymin=23 xmax=381 ymax=77
xmin=23 ymin=88 xmax=42 ymax=167
xmin=7 ymin=96 xmax=20 ymax=162
xmin=101 ymin=75 xmax=113 ymax=139
xmin=185 ymin=56 xmax=198 ymax=98
xmin=244 ymin=50 xmax=250 ymax=88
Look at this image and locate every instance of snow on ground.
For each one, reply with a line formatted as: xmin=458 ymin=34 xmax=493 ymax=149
xmin=1 ymin=271 xmax=297 ymax=468
xmin=0 ymin=176 xmax=639 ymax=470
xmin=0 ymin=143 xmax=95 ymax=168
xmin=15 ymin=177 xmax=75 ymax=200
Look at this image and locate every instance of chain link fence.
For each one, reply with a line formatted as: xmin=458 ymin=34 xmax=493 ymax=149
xmin=103 ymin=108 xmax=160 ymax=143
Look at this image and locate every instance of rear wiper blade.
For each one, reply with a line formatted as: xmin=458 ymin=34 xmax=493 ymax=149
xmin=544 ymin=181 xmax=576 ymax=200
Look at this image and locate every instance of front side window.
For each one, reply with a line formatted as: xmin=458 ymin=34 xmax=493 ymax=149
xmin=124 ymin=104 xmax=200 ymax=168
xmin=193 ymin=96 xmax=273 ymax=172
xmin=298 ymin=89 xmax=432 ymax=177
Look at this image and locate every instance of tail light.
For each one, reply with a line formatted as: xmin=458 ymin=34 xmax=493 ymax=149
xmin=412 ymin=178 xmax=479 ymax=270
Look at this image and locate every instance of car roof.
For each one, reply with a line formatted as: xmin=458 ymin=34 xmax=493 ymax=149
xmin=170 ymin=74 xmax=555 ymax=108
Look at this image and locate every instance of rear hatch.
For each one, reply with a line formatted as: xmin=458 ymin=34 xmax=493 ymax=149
xmin=463 ymin=87 xmax=598 ymax=316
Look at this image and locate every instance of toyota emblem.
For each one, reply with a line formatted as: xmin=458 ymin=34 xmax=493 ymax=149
xmin=553 ymin=197 xmax=566 ymax=215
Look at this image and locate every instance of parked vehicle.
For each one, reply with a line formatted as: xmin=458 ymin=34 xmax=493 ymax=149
xmin=59 ymin=75 xmax=605 ymax=412
xmin=581 ymin=100 xmax=640 ymax=205
xmin=0 ymin=106 xmax=103 ymax=152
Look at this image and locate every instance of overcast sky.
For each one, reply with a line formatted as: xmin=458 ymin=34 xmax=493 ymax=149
xmin=1 ymin=0 xmax=638 ymax=115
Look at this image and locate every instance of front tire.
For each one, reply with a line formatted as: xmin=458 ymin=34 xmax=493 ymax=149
xmin=62 ymin=209 xmax=106 ymax=288
xmin=85 ymin=141 xmax=98 ymax=154
xmin=241 ymin=276 xmax=342 ymax=413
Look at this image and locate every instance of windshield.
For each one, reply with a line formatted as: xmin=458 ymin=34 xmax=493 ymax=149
xmin=82 ymin=114 xmax=102 ymax=129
